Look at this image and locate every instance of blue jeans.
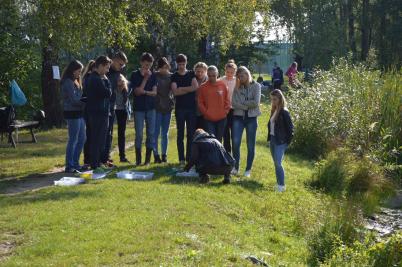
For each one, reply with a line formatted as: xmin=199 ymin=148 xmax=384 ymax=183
xmin=204 ymin=118 xmax=227 ymax=143
xmin=154 ymin=111 xmax=172 ymax=156
xmin=232 ymin=116 xmax=258 ymax=171
xmin=175 ymin=109 xmax=197 ymax=162
xmin=134 ymin=109 xmax=156 ymax=149
xmin=270 ymin=135 xmax=288 ymax=186
xmin=65 ymin=118 xmax=86 ymax=170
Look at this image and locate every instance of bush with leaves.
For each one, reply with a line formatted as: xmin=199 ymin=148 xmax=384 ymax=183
xmin=287 ymin=58 xmax=401 ymax=167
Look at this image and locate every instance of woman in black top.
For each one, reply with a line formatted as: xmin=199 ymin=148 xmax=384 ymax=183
xmin=85 ymin=56 xmax=112 ymax=171
xmin=267 ymin=89 xmax=294 ymax=192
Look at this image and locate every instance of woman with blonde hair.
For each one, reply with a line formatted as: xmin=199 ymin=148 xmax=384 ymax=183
xmin=219 ymin=59 xmax=238 ymax=154
xmin=115 ymin=74 xmax=130 ymax=162
xmin=268 ymin=89 xmax=294 ymax=192
xmin=231 ymin=66 xmax=261 ymax=178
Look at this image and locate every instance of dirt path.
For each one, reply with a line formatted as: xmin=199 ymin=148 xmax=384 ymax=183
xmin=0 ymin=142 xmax=135 ymax=195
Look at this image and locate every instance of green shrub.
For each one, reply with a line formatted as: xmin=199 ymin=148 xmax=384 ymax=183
xmin=288 ymin=59 xmax=401 ymax=165
xmin=308 ymin=203 xmax=364 ymax=266
xmin=311 ymin=150 xmax=349 ymax=194
xmin=323 ymin=233 xmax=402 ymax=267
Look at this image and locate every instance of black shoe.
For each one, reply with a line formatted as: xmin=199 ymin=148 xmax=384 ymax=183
xmin=64 ymin=168 xmax=77 ymax=174
xmin=135 ymin=148 xmax=142 ymax=166
xmin=162 ymin=154 xmax=167 ymax=163
xmin=223 ymin=175 xmax=231 ymax=184
xmin=154 ymin=154 xmax=162 ymax=164
xmin=144 ymin=148 xmax=152 ymax=165
xmin=120 ymin=158 xmax=130 ymax=163
xmin=199 ymin=174 xmax=210 ymax=184
xmin=78 ymin=164 xmax=91 ymax=172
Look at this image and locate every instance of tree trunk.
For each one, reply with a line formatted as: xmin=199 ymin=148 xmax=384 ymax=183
xmin=347 ymin=0 xmax=357 ymax=58
xmin=361 ymin=0 xmax=370 ymax=60
xmin=199 ymin=37 xmax=208 ymax=61
xmin=41 ymin=39 xmax=63 ymax=127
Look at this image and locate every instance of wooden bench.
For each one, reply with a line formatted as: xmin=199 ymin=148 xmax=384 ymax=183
xmin=0 ymin=106 xmax=44 ymax=148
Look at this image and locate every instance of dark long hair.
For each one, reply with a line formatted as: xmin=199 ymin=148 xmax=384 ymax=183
xmin=61 ymin=60 xmax=84 ymax=89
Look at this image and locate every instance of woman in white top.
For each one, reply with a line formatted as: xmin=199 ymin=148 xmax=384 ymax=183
xmin=219 ymin=59 xmax=238 ymax=154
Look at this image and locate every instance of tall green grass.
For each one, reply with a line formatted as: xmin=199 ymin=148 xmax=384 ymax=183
xmin=287 ymin=59 xmax=401 ymax=168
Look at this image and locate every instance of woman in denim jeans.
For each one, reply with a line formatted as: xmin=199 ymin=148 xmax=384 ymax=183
xmin=154 ymin=57 xmax=174 ymax=163
xmin=61 ymin=60 xmax=86 ymax=173
xmin=268 ymin=89 xmax=294 ymax=192
xmin=231 ymin=66 xmax=261 ymax=178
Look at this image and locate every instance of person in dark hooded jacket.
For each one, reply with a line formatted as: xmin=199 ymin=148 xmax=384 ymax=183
xmin=184 ymin=128 xmax=235 ymax=184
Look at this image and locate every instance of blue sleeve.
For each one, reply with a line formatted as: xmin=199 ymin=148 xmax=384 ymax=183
xmin=130 ymin=71 xmax=142 ymax=89
xmin=62 ymin=79 xmax=84 ymax=108
xmin=149 ymin=74 xmax=157 ymax=89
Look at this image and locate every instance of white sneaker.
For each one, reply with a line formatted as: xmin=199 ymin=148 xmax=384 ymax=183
xmin=231 ymin=168 xmax=239 ymax=175
xmin=244 ymin=170 xmax=251 ymax=178
xmin=277 ymin=185 xmax=286 ymax=192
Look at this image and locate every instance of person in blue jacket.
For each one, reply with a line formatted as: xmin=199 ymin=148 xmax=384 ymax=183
xmin=61 ymin=60 xmax=85 ymax=173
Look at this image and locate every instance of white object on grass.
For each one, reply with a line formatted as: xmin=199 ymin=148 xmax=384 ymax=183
xmin=176 ymin=169 xmax=199 ymax=177
xmin=80 ymin=170 xmax=111 ymax=180
xmin=116 ymin=170 xmax=154 ymax=180
xmin=244 ymin=170 xmax=251 ymax=178
xmin=54 ymin=177 xmax=85 ymax=186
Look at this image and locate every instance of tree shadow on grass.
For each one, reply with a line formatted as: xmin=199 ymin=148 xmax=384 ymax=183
xmin=163 ymin=173 xmax=265 ymax=192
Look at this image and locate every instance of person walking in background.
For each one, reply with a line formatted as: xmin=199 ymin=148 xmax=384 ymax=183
xmin=171 ymin=54 xmax=199 ymax=165
xmin=61 ymin=60 xmax=86 ymax=173
xmin=82 ymin=60 xmax=95 ymax=168
xmin=103 ymin=51 xmax=128 ymax=167
xmin=271 ymin=62 xmax=284 ymax=90
xmin=198 ymin=65 xmax=230 ymax=142
xmin=193 ymin=62 xmax=208 ymax=130
xmin=219 ymin=59 xmax=238 ymax=154
xmin=184 ymin=129 xmax=235 ymax=184
xmin=231 ymin=66 xmax=261 ymax=178
xmin=115 ymin=74 xmax=131 ymax=163
xmin=286 ymin=62 xmax=302 ymax=88
xmin=154 ymin=57 xmax=174 ymax=163
xmin=130 ymin=52 xmax=157 ymax=166
xmin=268 ymin=89 xmax=294 ymax=192
xmin=85 ymin=56 xmax=112 ymax=171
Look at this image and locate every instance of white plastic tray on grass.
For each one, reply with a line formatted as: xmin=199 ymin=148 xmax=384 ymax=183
xmin=176 ymin=169 xmax=199 ymax=177
xmin=54 ymin=177 xmax=85 ymax=186
xmin=116 ymin=170 xmax=154 ymax=180
xmin=80 ymin=170 xmax=111 ymax=180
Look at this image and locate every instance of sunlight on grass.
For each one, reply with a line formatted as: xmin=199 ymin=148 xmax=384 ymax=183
xmin=0 ymin=104 xmax=334 ymax=266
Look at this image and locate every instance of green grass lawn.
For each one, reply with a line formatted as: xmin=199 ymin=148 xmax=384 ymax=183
xmin=0 ymin=102 xmax=334 ymax=266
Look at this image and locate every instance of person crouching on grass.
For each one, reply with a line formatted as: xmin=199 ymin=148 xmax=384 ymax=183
xmin=268 ymin=89 xmax=294 ymax=192
xmin=184 ymin=129 xmax=235 ymax=184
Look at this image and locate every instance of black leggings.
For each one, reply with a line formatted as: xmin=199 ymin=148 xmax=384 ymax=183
xmin=115 ymin=109 xmax=128 ymax=159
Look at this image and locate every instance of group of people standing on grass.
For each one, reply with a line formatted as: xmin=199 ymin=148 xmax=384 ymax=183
xmin=61 ymin=51 xmax=294 ymax=192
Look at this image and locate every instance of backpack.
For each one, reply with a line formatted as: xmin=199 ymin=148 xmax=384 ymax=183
xmin=0 ymin=106 xmax=16 ymax=132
